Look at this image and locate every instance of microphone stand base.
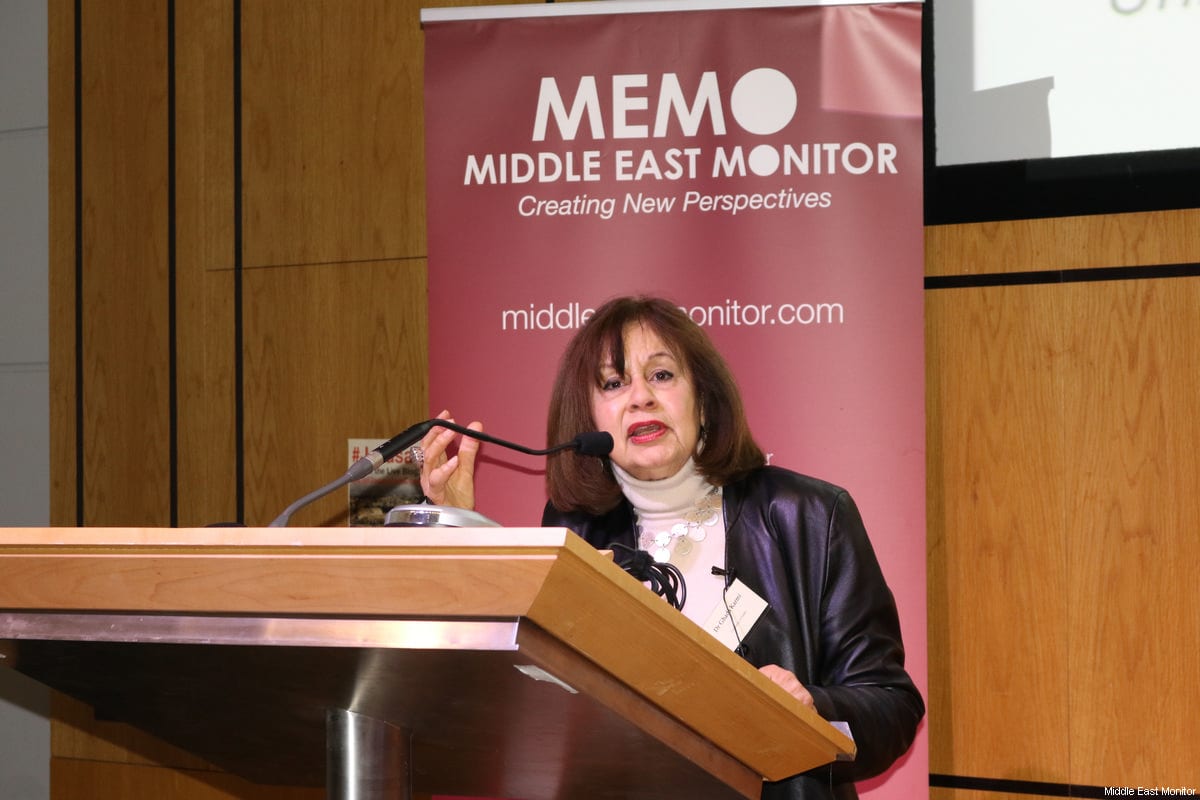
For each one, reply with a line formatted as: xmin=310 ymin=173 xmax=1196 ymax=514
xmin=383 ymin=505 xmax=502 ymax=528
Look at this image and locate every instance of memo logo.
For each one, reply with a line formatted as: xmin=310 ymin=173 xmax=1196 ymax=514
xmin=463 ymin=66 xmax=897 ymax=185
xmin=532 ymin=68 xmax=798 ymax=142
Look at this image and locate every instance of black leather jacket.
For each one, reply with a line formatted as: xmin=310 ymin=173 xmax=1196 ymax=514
xmin=542 ymin=466 xmax=924 ymax=800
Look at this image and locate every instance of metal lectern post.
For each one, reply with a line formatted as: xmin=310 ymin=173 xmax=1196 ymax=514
xmin=327 ymin=708 xmax=411 ymax=800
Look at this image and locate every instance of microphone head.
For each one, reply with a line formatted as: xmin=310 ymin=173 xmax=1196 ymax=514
xmin=574 ymin=431 xmax=614 ymax=457
xmin=376 ymin=419 xmax=438 ymax=461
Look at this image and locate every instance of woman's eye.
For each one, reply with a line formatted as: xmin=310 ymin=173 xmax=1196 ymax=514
xmin=600 ymin=377 xmax=624 ymax=391
xmin=650 ymin=369 xmax=674 ymax=382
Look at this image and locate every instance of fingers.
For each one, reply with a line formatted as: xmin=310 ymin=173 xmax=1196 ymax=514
xmin=420 ymin=412 xmax=468 ymax=466
xmin=759 ymin=664 xmax=814 ymax=707
xmin=455 ymin=420 xmax=484 ymax=472
xmin=418 ymin=411 xmax=483 ymax=508
xmin=421 ymin=426 xmax=458 ymax=467
xmin=426 ymin=454 xmax=460 ymax=495
xmin=420 ymin=410 xmax=456 ymax=459
xmin=418 ymin=413 xmax=456 ymax=503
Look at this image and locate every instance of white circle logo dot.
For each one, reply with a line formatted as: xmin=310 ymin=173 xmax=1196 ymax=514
xmin=748 ymin=144 xmax=780 ymax=176
xmin=730 ymin=68 xmax=797 ymax=135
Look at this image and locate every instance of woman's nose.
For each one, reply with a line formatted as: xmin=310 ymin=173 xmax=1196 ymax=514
xmin=629 ymin=376 xmax=656 ymax=408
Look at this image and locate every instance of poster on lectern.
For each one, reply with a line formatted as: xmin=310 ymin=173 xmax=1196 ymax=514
xmin=423 ymin=2 xmax=925 ymax=796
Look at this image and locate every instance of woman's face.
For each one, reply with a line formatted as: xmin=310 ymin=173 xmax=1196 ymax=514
xmin=590 ymin=323 xmax=700 ymax=481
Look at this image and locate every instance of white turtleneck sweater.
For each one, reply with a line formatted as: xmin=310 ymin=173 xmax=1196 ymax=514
xmin=611 ymin=459 xmax=730 ymax=629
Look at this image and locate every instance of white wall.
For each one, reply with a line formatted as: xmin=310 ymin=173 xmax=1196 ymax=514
xmin=0 ymin=0 xmax=52 ymax=797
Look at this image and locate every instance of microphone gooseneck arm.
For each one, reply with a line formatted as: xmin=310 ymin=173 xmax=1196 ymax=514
xmin=266 ymin=420 xmax=437 ymax=529
xmin=268 ymin=420 xmax=613 ymax=527
xmin=267 ymin=472 xmax=358 ymax=529
xmin=382 ymin=419 xmax=607 ymax=458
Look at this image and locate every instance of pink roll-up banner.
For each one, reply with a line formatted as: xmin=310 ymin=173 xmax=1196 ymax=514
xmin=422 ymin=1 xmax=925 ymax=797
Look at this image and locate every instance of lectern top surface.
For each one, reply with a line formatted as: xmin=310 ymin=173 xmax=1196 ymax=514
xmin=0 ymin=525 xmax=569 ymax=550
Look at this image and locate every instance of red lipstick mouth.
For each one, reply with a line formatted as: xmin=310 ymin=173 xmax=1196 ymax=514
xmin=627 ymin=421 xmax=666 ymax=442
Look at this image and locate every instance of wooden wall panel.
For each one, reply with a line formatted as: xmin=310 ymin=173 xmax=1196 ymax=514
xmin=242 ymin=259 xmax=428 ymax=527
xmin=925 ymin=208 xmax=1200 ymax=276
xmin=50 ymin=695 xmax=322 ymax=799
xmin=925 ymin=284 xmax=1070 ymax=781
xmin=927 ymin=209 xmax=1200 ymax=795
xmin=48 ymin=0 xmax=77 ymax=527
xmin=932 ymin=791 xmax=1058 ymax=800
xmin=176 ymin=0 xmax=239 ymax=526
xmin=78 ymin=0 xmax=171 ymax=525
xmin=1062 ymin=277 xmax=1200 ymax=785
xmin=240 ymin=0 xmax=427 ymax=268
xmin=52 ymin=759 xmax=323 ymax=800
xmin=52 ymin=692 xmax=214 ymax=771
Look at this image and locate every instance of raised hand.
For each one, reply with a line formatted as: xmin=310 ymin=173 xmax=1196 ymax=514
xmin=418 ymin=410 xmax=483 ymax=510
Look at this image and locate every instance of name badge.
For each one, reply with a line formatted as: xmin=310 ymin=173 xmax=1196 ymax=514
xmin=702 ymin=578 xmax=768 ymax=652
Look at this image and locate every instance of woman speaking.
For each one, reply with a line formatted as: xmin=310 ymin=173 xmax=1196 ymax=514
xmin=417 ymin=295 xmax=923 ymax=800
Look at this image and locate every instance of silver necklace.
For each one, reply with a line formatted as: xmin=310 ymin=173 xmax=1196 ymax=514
xmin=636 ymin=485 xmax=722 ymax=563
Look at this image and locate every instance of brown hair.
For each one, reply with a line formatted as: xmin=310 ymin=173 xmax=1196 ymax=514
xmin=546 ymin=295 xmax=765 ymax=514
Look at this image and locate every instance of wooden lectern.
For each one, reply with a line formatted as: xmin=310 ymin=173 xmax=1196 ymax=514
xmin=0 ymin=527 xmax=854 ymax=799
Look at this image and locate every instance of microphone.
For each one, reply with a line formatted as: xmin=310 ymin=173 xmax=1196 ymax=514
xmin=268 ymin=420 xmax=613 ymax=527
xmin=711 ymin=565 xmax=737 ymax=581
xmin=357 ymin=419 xmax=611 ymax=478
